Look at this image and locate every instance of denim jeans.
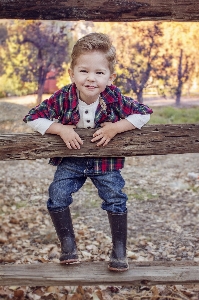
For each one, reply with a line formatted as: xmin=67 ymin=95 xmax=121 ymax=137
xmin=47 ymin=157 xmax=127 ymax=213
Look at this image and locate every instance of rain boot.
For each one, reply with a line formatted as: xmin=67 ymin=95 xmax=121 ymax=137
xmin=48 ymin=206 xmax=78 ymax=264
xmin=107 ymin=211 xmax=129 ymax=271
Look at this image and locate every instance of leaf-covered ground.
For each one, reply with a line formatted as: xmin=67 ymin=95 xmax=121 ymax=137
xmin=0 ymin=101 xmax=199 ymax=299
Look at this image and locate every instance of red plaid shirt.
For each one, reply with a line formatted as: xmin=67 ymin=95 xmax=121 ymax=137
xmin=23 ymin=83 xmax=153 ymax=173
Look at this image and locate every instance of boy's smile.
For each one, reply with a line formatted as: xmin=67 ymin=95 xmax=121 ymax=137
xmin=69 ymin=51 xmax=116 ymax=104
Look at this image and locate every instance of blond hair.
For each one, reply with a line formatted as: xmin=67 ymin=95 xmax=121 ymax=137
xmin=70 ymin=33 xmax=116 ymax=73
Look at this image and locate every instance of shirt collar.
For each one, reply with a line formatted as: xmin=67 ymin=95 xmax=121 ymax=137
xmin=67 ymin=83 xmax=79 ymax=109
xmin=76 ymin=89 xmax=100 ymax=107
xmin=69 ymin=83 xmax=118 ymax=108
xmin=100 ymin=85 xmax=118 ymax=104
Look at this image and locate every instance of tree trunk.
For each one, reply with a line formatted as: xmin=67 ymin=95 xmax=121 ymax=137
xmin=36 ymin=49 xmax=46 ymax=105
xmin=136 ymin=90 xmax=144 ymax=103
xmin=175 ymin=49 xmax=183 ymax=107
xmin=37 ymin=81 xmax=45 ymax=105
xmin=175 ymin=82 xmax=182 ymax=107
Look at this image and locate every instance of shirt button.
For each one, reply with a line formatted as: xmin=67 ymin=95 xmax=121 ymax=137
xmin=87 ymin=120 xmax=90 ymax=123
xmin=85 ymin=110 xmax=88 ymax=114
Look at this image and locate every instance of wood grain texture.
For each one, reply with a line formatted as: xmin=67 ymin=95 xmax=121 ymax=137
xmin=1 ymin=261 xmax=199 ymax=286
xmin=0 ymin=124 xmax=199 ymax=160
xmin=0 ymin=0 xmax=199 ymax=21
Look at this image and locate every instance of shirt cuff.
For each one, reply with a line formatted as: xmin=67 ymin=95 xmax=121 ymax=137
xmin=126 ymin=114 xmax=150 ymax=129
xmin=27 ymin=118 xmax=55 ymax=135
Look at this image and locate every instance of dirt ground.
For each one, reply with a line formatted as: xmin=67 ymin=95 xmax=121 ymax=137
xmin=0 ymin=98 xmax=199 ymax=299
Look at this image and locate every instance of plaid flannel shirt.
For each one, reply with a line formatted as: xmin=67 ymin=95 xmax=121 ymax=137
xmin=23 ymin=83 xmax=153 ymax=173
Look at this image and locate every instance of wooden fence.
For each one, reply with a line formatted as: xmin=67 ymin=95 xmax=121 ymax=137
xmin=0 ymin=124 xmax=199 ymax=285
xmin=1 ymin=0 xmax=199 ymax=287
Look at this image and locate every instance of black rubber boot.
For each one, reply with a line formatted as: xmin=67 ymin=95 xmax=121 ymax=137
xmin=107 ymin=211 xmax=129 ymax=272
xmin=48 ymin=207 xmax=79 ymax=264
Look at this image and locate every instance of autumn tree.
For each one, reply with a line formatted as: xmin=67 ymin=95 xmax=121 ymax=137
xmin=172 ymin=49 xmax=194 ymax=106
xmin=159 ymin=23 xmax=197 ymax=105
xmin=118 ymin=23 xmax=172 ymax=103
xmin=0 ymin=21 xmax=36 ymax=97
xmin=4 ymin=20 xmax=71 ymax=104
xmin=158 ymin=47 xmax=195 ymax=106
xmin=94 ymin=21 xmax=199 ymax=104
xmin=94 ymin=22 xmax=169 ymax=103
xmin=0 ymin=22 xmax=11 ymax=97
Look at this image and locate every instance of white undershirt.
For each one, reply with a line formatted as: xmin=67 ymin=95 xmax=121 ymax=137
xmin=27 ymin=97 xmax=150 ymax=135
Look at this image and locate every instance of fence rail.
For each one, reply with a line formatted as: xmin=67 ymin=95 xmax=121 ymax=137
xmin=1 ymin=261 xmax=199 ymax=286
xmin=0 ymin=0 xmax=199 ymax=21
xmin=0 ymin=124 xmax=199 ymax=160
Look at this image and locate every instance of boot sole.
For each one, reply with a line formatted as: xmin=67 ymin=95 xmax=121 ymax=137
xmin=108 ymin=265 xmax=129 ymax=272
xmin=60 ymin=259 xmax=80 ymax=264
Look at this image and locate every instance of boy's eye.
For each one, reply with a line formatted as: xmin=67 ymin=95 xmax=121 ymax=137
xmin=96 ymin=71 xmax=104 ymax=75
xmin=80 ymin=70 xmax=87 ymax=73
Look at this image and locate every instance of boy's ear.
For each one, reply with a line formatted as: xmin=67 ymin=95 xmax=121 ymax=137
xmin=68 ymin=68 xmax=74 ymax=82
xmin=108 ymin=73 xmax=117 ymax=86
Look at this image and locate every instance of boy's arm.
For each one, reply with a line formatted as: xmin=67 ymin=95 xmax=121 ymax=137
xmin=27 ymin=118 xmax=54 ymax=135
xmin=92 ymin=114 xmax=150 ymax=147
xmin=27 ymin=118 xmax=83 ymax=149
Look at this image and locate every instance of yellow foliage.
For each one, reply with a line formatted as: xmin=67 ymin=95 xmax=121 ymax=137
xmin=56 ymin=62 xmax=72 ymax=88
xmin=92 ymin=21 xmax=199 ymax=97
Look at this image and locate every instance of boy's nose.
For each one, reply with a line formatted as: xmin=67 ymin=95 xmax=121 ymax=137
xmin=87 ymin=73 xmax=95 ymax=81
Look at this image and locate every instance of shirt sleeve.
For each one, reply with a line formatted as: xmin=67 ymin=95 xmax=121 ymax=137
xmin=23 ymin=85 xmax=71 ymax=123
xmin=108 ymin=85 xmax=153 ymax=116
xmin=126 ymin=114 xmax=150 ymax=129
xmin=27 ymin=118 xmax=55 ymax=135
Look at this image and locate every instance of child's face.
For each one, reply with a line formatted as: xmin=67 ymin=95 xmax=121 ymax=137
xmin=69 ymin=51 xmax=116 ymax=104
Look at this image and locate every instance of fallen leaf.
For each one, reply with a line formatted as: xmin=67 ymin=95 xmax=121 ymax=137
xmin=127 ymin=251 xmax=137 ymax=259
xmin=0 ymin=236 xmax=7 ymax=243
xmin=151 ymin=286 xmax=160 ymax=300
xmin=14 ymin=289 xmax=25 ymax=299
xmin=46 ymin=286 xmax=60 ymax=294
xmin=92 ymin=292 xmax=101 ymax=300
xmin=76 ymin=286 xmax=84 ymax=295
xmin=95 ymin=290 xmax=103 ymax=300
xmin=70 ymin=293 xmax=82 ymax=300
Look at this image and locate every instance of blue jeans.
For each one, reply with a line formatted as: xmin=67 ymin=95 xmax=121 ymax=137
xmin=47 ymin=157 xmax=127 ymax=213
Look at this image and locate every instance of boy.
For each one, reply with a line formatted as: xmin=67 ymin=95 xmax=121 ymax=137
xmin=23 ymin=33 xmax=153 ymax=272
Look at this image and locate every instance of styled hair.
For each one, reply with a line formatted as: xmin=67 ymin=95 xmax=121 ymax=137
xmin=70 ymin=33 xmax=116 ymax=73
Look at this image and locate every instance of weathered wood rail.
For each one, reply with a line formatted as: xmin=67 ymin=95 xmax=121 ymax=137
xmin=0 ymin=124 xmax=199 ymax=160
xmin=1 ymin=0 xmax=199 ymax=21
xmin=1 ymin=261 xmax=199 ymax=286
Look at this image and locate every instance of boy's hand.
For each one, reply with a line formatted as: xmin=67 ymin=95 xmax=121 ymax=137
xmin=46 ymin=123 xmax=83 ymax=149
xmin=91 ymin=120 xmax=136 ymax=147
xmin=59 ymin=125 xmax=83 ymax=149
xmin=91 ymin=122 xmax=118 ymax=147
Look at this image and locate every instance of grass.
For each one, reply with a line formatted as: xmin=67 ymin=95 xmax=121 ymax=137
xmin=16 ymin=201 xmax=28 ymax=209
xmin=148 ymin=106 xmax=199 ymax=124
xmin=127 ymin=188 xmax=158 ymax=201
